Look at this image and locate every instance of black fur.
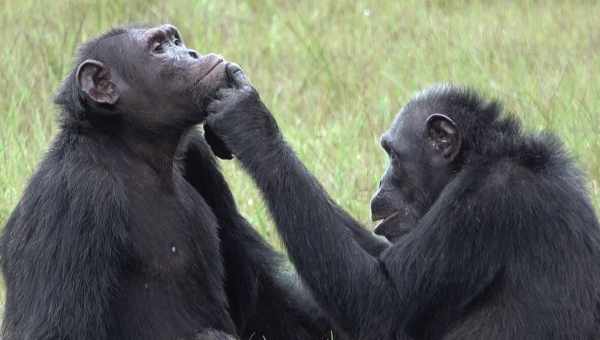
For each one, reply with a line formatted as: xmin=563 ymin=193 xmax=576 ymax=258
xmin=1 ymin=27 xmax=336 ymax=340
xmin=206 ymin=78 xmax=600 ymax=339
xmin=181 ymin=131 xmax=336 ymax=340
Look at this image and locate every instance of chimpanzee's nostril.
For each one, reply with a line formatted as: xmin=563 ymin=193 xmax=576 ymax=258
xmin=188 ymin=50 xmax=199 ymax=59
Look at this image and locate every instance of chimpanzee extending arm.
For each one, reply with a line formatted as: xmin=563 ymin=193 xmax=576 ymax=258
xmin=206 ymin=66 xmax=600 ymax=339
xmin=206 ymin=67 xmax=401 ymax=338
xmin=203 ymin=124 xmax=391 ymax=258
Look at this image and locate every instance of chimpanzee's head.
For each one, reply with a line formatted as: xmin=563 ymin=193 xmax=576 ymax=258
xmin=56 ymin=24 xmax=229 ymax=130
xmin=371 ymin=85 xmax=502 ymax=242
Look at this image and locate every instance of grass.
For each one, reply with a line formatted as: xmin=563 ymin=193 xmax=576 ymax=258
xmin=0 ymin=0 xmax=599 ymax=284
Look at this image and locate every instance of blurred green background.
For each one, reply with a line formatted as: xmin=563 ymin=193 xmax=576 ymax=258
xmin=1 ymin=0 xmax=599 ymax=261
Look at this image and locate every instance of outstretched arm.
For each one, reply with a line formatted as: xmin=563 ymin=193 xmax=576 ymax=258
xmin=206 ymin=66 xmax=398 ymax=338
xmin=179 ymin=129 xmax=338 ymax=340
xmin=203 ymin=123 xmax=391 ymax=258
xmin=205 ymin=66 xmax=507 ymax=339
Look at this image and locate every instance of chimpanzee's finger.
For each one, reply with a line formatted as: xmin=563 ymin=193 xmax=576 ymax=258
xmin=226 ymin=63 xmax=252 ymax=90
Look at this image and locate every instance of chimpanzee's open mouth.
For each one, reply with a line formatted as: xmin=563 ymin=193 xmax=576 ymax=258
xmin=373 ymin=210 xmax=416 ymax=242
xmin=373 ymin=211 xmax=400 ymax=230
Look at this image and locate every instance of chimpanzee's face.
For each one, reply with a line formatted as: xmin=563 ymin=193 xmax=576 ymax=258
xmin=370 ymin=102 xmax=462 ymax=242
xmin=370 ymin=109 xmax=426 ymax=242
xmin=122 ymin=24 xmax=229 ymax=124
xmin=75 ymin=24 xmax=230 ymax=129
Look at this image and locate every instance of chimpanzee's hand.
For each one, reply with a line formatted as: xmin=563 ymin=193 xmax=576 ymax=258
xmin=205 ymin=63 xmax=282 ymax=161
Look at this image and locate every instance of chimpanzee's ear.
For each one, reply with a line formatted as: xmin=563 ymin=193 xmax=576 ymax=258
xmin=204 ymin=124 xmax=233 ymax=160
xmin=76 ymin=59 xmax=120 ymax=105
xmin=425 ymin=113 xmax=462 ymax=162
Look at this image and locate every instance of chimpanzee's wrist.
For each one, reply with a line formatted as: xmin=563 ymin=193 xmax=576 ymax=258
xmin=234 ymin=129 xmax=285 ymax=166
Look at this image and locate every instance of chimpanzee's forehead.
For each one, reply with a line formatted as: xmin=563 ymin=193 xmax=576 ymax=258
xmin=128 ymin=28 xmax=156 ymax=44
xmin=129 ymin=25 xmax=180 ymax=42
xmin=381 ymin=100 xmax=429 ymax=149
xmin=117 ymin=29 xmax=158 ymax=55
xmin=394 ymin=104 xmax=426 ymax=131
xmin=389 ymin=110 xmax=407 ymax=135
xmin=381 ymin=110 xmax=410 ymax=148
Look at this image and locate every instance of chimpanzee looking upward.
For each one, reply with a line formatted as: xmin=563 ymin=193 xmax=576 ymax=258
xmin=0 ymin=25 xmax=336 ymax=340
xmin=206 ymin=69 xmax=600 ymax=339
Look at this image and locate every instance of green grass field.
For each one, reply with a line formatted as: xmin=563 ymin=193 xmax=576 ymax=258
xmin=1 ymin=0 xmax=599 ymax=254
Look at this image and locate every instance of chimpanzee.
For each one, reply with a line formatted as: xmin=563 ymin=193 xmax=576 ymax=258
xmin=206 ymin=67 xmax=600 ymax=339
xmin=0 ymin=25 xmax=337 ymax=340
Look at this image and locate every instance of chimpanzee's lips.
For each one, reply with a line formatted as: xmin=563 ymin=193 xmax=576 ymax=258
xmin=373 ymin=211 xmax=415 ymax=242
xmin=373 ymin=211 xmax=400 ymax=230
xmin=198 ymin=58 xmax=224 ymax=80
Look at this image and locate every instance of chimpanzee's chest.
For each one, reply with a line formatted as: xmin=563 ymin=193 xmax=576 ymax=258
xmin=117 ymin=170 xmax=235 ymax=337
xmin=126 ymin=173 xmax=223 ymax=279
